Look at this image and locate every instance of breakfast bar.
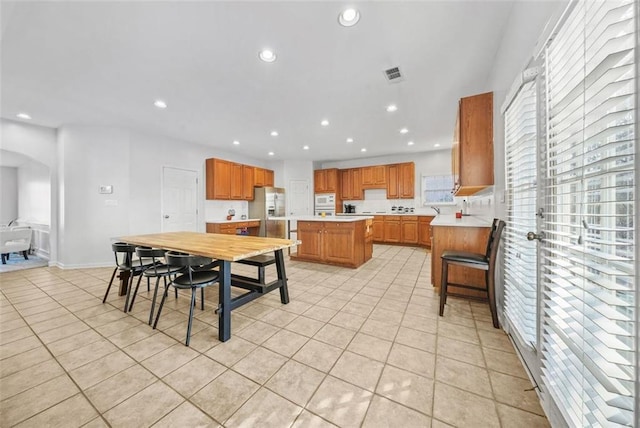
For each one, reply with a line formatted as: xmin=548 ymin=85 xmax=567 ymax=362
xmin=118 ymin=231 xmax=298 ymax=342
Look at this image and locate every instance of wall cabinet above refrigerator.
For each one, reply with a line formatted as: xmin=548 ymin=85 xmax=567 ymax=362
xmin=206 ymin=157 xmax=274 ymax=200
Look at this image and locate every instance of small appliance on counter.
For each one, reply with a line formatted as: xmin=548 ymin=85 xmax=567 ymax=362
xmin=344 ymin=204 xmax=356 ymax=213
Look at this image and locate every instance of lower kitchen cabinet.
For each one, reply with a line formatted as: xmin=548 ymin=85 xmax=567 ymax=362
xmin=400 ymin=216 xmax=419 ymax=244
xmin=372 ymin=215 xmax=432 ymax=247
xmin=430 ymin=225 xmax=490 ymax=298
xmin=418 ymin=216 xmax=434 ymax=247
xmin=293 ymin=220 xmax=371 ymax=268
xmin=372 ymin=216 xmax=384 ymax=241
xmin=296 ymin=221 xmax=324 ymax=261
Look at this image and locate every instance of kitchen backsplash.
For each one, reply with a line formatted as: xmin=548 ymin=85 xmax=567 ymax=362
xmin=204 ymin=200 xmax=248 ymax=221
xmin=342 ymin=188 xmax=495 ymax=217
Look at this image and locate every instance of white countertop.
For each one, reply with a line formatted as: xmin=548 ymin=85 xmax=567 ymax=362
xmin=430 ymin=215 xmax=492 ymax=227
xmin=269 ymin=215 xmax=374 ymax=222
xmin=206 ymin=218 xmax=261 ymax=224
xmin=337 ymin=212 xmax=424 ymax=216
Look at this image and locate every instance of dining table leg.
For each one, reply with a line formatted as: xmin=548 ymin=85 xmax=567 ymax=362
xmin=274 ymin=249 xmax=290 ymax=304
xmin=218 ymin=260 xmax=231 ymax=342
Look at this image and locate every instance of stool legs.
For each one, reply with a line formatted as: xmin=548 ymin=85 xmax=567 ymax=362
xmin=486 ymin=271 xmax=499 ymax=328
xmin=439 ymin=260 xmax=449 ymax=317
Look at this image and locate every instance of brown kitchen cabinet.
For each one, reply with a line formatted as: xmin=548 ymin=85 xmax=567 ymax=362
xmin=452 ymin=91 xmax=494 ymax=196
xmin=207 ymin=158 xmax=271 ymax=200
xmin=296 ymin=221 xmax=324 ymax=261
xmin=254 ymin=167 xmax=274 ymax=187
xmin=418 ymin=216 xmax=434 ymax=247
xmin=383 ymin=215 xmax=401 ymax=243
xmin=340 ymin=168 xmax=363 ymax=200
xmin=206 ymin=221 xmax=260 ymax=235
xmin=400 ymin=216 xmax=419 ymax=244
xmin=386 ymin=162 xmax=414 ymax=199
xmin=242 ymin=165 xmax=254 ymax=200
xmin=372 ymin=216 xmax=384 ymax=241
xmin=314 ymin=168 xmax=339 ymax=193
xmin=293 ymin=220 xmax=369 ymax=268
xmin=230 ymin=162 xmax=244 ymax=200
xmin=362 ymin=165 xmax=386 ymax=188
xmin=364 ymin=218 xmax=373 ymax=261
xmin=431 ymin=225 xmax=491 ymax=298
xmin=206 ymin=158 xmax=232 ymax=200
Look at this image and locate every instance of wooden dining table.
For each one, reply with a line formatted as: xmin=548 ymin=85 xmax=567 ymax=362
xmin=117 ymin=231 xmax=299 ymax=342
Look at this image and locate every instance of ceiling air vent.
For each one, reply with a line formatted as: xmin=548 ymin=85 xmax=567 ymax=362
xmin=384 ymin=67 xmax=404 ymax=83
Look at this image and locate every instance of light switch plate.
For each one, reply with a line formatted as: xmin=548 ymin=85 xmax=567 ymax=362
xmin=99 ymin=185 xmax=113 ymax=194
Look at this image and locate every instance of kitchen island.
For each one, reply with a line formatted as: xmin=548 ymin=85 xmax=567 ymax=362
xmin=274 ymin=216 xmax=373 ymax=268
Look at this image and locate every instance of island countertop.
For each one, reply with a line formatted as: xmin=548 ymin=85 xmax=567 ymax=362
xmin=430 ymin=215 xmax=493 ymax=228
xmin=268 ymin=215 xmax=373 ymax=222
xmin=206 ymin=218 xmax=261 ymax=224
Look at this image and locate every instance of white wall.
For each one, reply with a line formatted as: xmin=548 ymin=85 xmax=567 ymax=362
xmin=0 ymin=167 xmax=18 ymax=224
xmin=56 ymin=125 xmax=268 ymax=267
xmin=17 ymin=159 xmax=50 ymax=224
xmin=281 ymin=159 xmax=314 ymax=215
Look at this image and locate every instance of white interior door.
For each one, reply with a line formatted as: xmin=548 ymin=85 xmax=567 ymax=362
xmin=162 ymin=167 xmax=197 ymax=232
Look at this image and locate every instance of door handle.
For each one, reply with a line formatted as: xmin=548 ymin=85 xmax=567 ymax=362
xmin=164 ymin=215 xmax=170 ymax=219
xmin=527 ymin=231 xmax=545 ymax=241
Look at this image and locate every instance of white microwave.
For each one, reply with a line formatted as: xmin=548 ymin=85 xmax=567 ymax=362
xmin=315 ymin=193 xmax=335 ymax=207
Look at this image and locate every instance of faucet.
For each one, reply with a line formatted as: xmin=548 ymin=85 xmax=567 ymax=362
xmin=431 ymin=206 xmax=441 ymax=215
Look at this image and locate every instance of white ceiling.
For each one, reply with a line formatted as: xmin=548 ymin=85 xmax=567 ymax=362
xmin=1 ymin=1 xmax=515 ymax=163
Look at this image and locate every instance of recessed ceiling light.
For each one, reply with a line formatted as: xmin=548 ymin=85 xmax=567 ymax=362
xmin=434 ymin=143 xmax=441 ymax=147
xmin=259 ymin=49 xmax=277 ymax=63
xmin=407 ymin=141 xmax=415 ymax=146
xmin=154 ymin=100 xmax=167 ymax=109
xmin=361 ymin=148 xmax=367 ymax=152
xmin=268 ymin=151 xmax=275 ymax=156
xmin=321 ymin=119 xmax=329 ymax=126
xmin=270 ymin=130 xmax=279 ymax=137
xmin=303 ymin=145 xmax=309 ymax=150
xmin=339 ymin=8 xmax=360 ymax=27
xmin=386 ymin=104 xmax=398 ymax=112
xmin=16 ymin=113 xmax=31 ymax=120
xmin=233 ymin=140 xmax=240 ymax=145
xmin=400 ymin=128 xmax=409 ymax=134
xmin=346 ymin=138 xmax=354 ymax=143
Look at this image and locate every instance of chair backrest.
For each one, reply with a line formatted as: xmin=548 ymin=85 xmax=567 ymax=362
xmin=135 ymin=247 xmax=167 ymax=274
xmin=165 ymin=252 xmax=212 ymax=269
xmin=0 ymin=229 xmax=32 ymax=253
xmin=111 ymin=242 xmax=137 ymax=267
xmin=486 ymin=219 xmax=506 ymax=262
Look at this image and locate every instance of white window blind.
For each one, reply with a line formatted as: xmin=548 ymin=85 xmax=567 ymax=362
xmin=542 ymin=1 xmax=636 ymax=427
xmin=504 ymin=80 xmax=539 ymax=347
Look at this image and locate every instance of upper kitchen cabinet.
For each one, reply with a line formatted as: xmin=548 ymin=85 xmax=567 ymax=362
xmin=452 ymin=92 xmax=494 ymax=196
xmin=314 ymin=168 xmax=339 ymax=193
xmin=361 ymin=165 xmax=386 ymax=188
xmin=206 ymin=158 xmax=232 ymax=200
xmin=386 ymin=162 xmax=415 ymax=199
xmin=254 ymin=167 xmax=274 ymax=187
xmin=207 ymin=158 xmax=268 ymax=200
xmin=340 ymin=168 xmax=363 ymax=200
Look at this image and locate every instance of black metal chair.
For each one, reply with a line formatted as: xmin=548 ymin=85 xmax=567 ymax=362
xmin=103 ymin=243 xmax=154 ymax=310
xmin=153 ymin=252 xmax=220 ymax=346
xmin=439 ymin=219 xmax=506 ymax=328
xmin=126 ymin=247 xmax=184 ymax=324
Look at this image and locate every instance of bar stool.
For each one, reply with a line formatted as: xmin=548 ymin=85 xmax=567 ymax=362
xmin=153 ymin=252 xmax=220 ymax=346
xmin=126 ymin=247 xmax=184 ymax=324
xmin=439 ymin=219 xmax=505 ymax=328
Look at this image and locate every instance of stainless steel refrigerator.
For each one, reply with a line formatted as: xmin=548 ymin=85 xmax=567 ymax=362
xmin=249 ymin=187 xmax=286 ymax=238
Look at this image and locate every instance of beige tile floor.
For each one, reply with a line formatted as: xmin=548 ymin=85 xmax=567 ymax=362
xmin=0 ymin=245 xmax=550 ymax=427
